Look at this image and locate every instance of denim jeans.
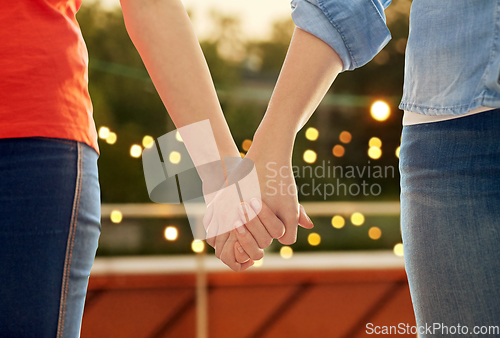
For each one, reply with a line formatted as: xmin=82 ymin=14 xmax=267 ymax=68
xmin=0 ymin=137 xmax=101 ymax=337
xmin=400 ymin=109 xmax=500 ymax=337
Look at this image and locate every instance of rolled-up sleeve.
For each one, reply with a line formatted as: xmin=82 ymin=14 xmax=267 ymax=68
xmin=291 ymin=0 xmax=392 ymax=71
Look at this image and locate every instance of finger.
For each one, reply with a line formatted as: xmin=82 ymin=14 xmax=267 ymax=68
xmin=250 ymin=198 xmax=285 ymax=239
xmin=234 ymin=220 xmax=264 ymax=261
xmin=234 ymin=241 xmax=251 ymax=264
xmin=203 ymin=203 xmax=216 ymax=247
xmin=214 ymin=231 xmax=229 ymax=259
xmin=220 ymin=231 xmax=243 ymax=271
xmin=206 ymin=220 xmax=219 ymax=248
xmin=239 ymin=202 xmax=273 ymax=249
xmin=203 ymin=202 xmax=214 ymax=230
xmin=298 ymin=204 xmax=314 ymax=229
xmin=276 ymin=208 xmax=299 ymax=245
xmin=239 ymin=259 xmax=255 ymax=271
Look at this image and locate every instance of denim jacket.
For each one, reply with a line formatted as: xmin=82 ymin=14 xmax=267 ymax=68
xmin=291 ymin=0 xmax=500 ymax=115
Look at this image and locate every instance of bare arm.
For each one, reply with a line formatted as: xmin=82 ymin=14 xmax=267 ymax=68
xmin=120 ymin=0 xmax=240 ymax=162
xmin=245 ymin=27 xmax=344 ymax=244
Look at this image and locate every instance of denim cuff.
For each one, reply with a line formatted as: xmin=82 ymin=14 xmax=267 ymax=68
xmin=291 ymin=0 xmax=392 ymax=71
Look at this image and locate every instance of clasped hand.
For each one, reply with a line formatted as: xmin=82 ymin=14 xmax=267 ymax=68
xmin=202 ymin=138 xmax=314 ymax=271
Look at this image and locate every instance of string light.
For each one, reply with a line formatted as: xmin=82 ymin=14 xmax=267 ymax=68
xmin=175 ymin=131 xmax=183 ymax=142
xmin=280 ymin=246 xmax=293 ymax=259
xmin=305 ymin=127 xmax=319 ymax=141
xmin=142 ymin=135 xmax=154 ymax=148
xmin=370 ymin=101 xmax=391 ymax=121
xmin=110 ymin=210 xmax=123 ymax=223
xmin=351 ymin=212 xmax=365 ymax=226
xmin=98 ymin=126 xmax=110 ymax=139
xmin=308 ymin=233 xmax=321 ymax=246
xmin=332 ymin=145 xmax=345 ymax=157
xmin=303 ymin=150 xmax=317 ymax=164
xmin=394 ymin=243 xmax=404 ymax=257
xmin=130 ymin=144 xmax=142 ymax=158
xmin=106 ymin=132 xmax=117 ymax=145
xmin=169 ymin=151 xmax=181 ymax=164
xmin=368 ymin=146 xmax=382 ymax=160
xmin=368 ymin=227 xmax=382 ymax=240
xmin=331 ymin=215 xmax=345 ymax=229
xmin=164 ymin=226 xmax=178 ymax=241
xmin=242 ymin=139 xmax=252 ymax=151
xmin=191 ymin=240 xmax=205 ymax=253
xmin=368 ymin=137 xmax=382 ymax=148
xmin=339 ymin=131 xmax=352 ymax=144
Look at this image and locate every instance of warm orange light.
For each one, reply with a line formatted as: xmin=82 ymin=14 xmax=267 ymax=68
xmin=351 ymin=212 xmax=365 ymax=226
xmin=303 ymin=150 xmax=317 ymax=164
xmin=368 ymin=227 xmax=382 ymax=240
xmin=130 ymin=145 xmax=142 ymax=158
xmin=368 ymin=137 xmax=382 ymax=148
xmin=280 ymin=246 xmax=293 ymax=259
xmin=331 ymin=216 xmax=345 ymax=229
xmin=394 ymin=243 xmax=404 ymax=257
xmin=242 ymin=139 xmax=252 ymax=151
xmin=332 ymin=145 xmax=345 ymax=157
xmin=339 ymin=131 xmax=352 ymax=144
xmin=368 ymin=147 xmax=382 ymax=160
xmin=370 ymin=101 xmax=391 ymax=121
xmin=305 ymin=127 xmax=319 ymax=141
xmin=308 ymin=233 xmax=321 ymax=246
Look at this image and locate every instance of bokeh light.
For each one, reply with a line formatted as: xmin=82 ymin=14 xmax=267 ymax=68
xmin=308 ymin=233 xmax=321 ymax=246
xmin=394 ymin=243 xmax=404 ymax=257
xmin=351 ymin=212 xmax=365 ymax=226
xmin=331 ymin=215 xmax=345 ymax=229
xmin=169 ymin=151 xmax=181 ymax=164
xmin=164 ymin=226 xmax=178 ymax=241
xmin=110 ymin=210 xmax=122 ymax=224
xmin=254 ymin=258 xmax=263 ymax=267
xmin=98 ymin=126 xmax=110 ymax=139
xmin=142 ymin=135 xmax=154 ymax=148
xmin=240 ymin=152 xmax=245 ymax=158
xmin=303 ymin=150 xmax=317 ymax=164
xmin=332 ymin=145 xmax=345 ymax=157
xmin=368 ymin=226 xmax=382 ymax=240
xmin=130 ymin=144 xmax=142 ymax=158
xmin=305 ymin=127 xmax=319 ymax=141
xmin=242 ymin=139 xmax=252 ymax=151
xmin=106 ymin=132 xmax=117 ymax=145
xmin=370 ymin=101 xmax=391 ymax=121
xmin=280 ymin=246 xmax=293 ymax=259
xmin=368 ymin=137 xmax=382 ymax=148
xmin=191 ymin=240 xmax=205 ymax=253
xmin=396 ymin=146 xmax=400 ymax=158
xmin=175 ymin=131 xmax=183 ymax=142
xmin=368 ymin=146 xmax=382 ymax=160
xmin=339 ymin=131 xmax=352 ymax=144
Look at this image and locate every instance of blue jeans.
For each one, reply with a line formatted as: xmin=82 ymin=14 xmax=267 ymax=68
xmin=0 ymin=138 xmax=101 ymax=338
xmin=400 ymin=109 xmax=500 ymax=337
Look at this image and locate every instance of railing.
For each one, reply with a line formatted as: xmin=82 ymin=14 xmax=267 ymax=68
xmin=98 ymin=202 xmax=401 ymax=338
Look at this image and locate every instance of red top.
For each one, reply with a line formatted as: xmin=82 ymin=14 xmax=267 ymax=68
xmin=0 ymin=0 xmax=98 ymax=153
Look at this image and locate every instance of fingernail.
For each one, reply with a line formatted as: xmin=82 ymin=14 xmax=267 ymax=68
xmin=250 ymin=198 xmax=261 ymax=211
xmin=237 ymin=243 xmax=244 ymax=253
xmin=234 ymin=220 xmax=245 ymax=234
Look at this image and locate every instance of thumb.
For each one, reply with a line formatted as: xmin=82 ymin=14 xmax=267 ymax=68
xmin=298 ymin=204 xmax=314 ymax=229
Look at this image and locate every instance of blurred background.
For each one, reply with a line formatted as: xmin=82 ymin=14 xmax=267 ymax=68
xmin=80 ymin=0 xmax=417 ymax=336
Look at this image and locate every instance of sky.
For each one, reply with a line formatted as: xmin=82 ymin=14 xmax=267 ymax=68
xmin=98 ymin=0 xmax=293 ymax=40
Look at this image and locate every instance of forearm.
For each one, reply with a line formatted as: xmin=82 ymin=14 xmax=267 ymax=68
xmin=252 ymin=27 xmax=343 ymax=152
xmin=120 ymin=0 xmax=239 ymax=162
